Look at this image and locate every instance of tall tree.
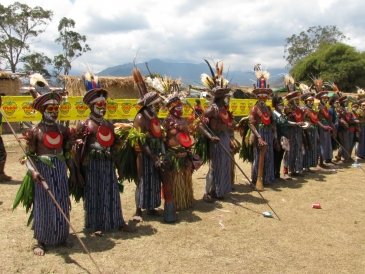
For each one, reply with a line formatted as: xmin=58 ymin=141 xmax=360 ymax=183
xmin=0 ymin=2 xmax=52 ymax=72
xmin=291 ymin=43 xmax=365 ymax=92
xmin=20 ymin=52 xmax=52 ymax=76
xmin=284 ymin=25 xmax=346 ymax=67
xmin=54 ymin=17 xmax=91 ymax=76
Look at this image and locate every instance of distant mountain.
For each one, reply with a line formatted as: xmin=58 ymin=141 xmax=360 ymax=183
xmin=98 ymin=59 xmax=287 ymax=87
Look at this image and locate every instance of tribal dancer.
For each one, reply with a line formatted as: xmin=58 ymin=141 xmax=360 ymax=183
xmin=285 ymin=90 xmax=305 ymax=176
xmin=272 ymin=95 xmax=291 ymax=180
xmin=301 ymin=92 xmax=319 ymax=172
xmin=21 ymin=74 xmax=71 ymax=256
xmin=248 ymin=69 xmax=275 ymax=186
xmin=132 ymin=69 xmax=165 ymax=220
xmin=163 ymin=92 xmax=201 ymax=215
xmin=356 ymin=99 xmax=365 ymax=159
xmin=200 ymin=60 xmax=232 ymax=202
xmin=336 ymin=95 xmax=357 ymax=162
xmin=76 ymin=77 xmax=132 ymax=236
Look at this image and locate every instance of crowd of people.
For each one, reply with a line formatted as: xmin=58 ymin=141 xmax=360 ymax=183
xmin=5 ymin=65 xmax=364 ymax=257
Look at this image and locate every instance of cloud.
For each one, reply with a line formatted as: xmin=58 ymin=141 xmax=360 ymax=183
xmin=1 ymin=0 xmax=365 ymax=75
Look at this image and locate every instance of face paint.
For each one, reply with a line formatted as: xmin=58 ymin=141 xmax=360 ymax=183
xmin=306 ymin=100 xmax=314 ymax=108
xmin=43 ymin=104 xmax=59 ymax=122
xmin=92 ymin=100 xmax=106 ymax=117
xmin=172 ymin=104 xmax=183 ymax=117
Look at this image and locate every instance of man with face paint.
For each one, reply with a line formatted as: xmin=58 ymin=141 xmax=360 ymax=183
xmin=76 ymin=85 xmax=133 ymax=236
xmin=284 ymin=90 xmax=305 ymax=176
xmin=162 ymin=93 xmax=200 ymax=220
xmin=336 ymin=96 xmax=358 ymax=162
xmin=272 ymin=95 xmax=292 ymax=180
xmin=356 ymin=99 xmax=365 ymax=159
xmin=315 ymin=90 xmax=334 ymax=167
xmin=201 ymin=85 xmax=232 ymax=202
xmin=249 ymin=84 xmax=276 ymax=186
xmin=132 ymin=68 xmax=166 ymax=220
xmin=23 ymin=89 xmax=72 ymax=256
xmin=301 ymin=92 xmax=319 ymax=172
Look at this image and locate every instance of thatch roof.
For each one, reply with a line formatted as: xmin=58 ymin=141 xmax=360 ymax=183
xmin=0 ymin=71 xmax=21 ymax=95
xmin=62 ymin=75 xmax=139 ymax=99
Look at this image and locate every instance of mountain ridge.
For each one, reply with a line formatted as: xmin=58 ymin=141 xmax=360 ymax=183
xmin=98 ymin=59 xmax=287 ymax=86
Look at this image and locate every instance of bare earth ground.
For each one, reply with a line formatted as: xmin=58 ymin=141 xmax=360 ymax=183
xmin=0 ymin=133 xmax=365 ymax=274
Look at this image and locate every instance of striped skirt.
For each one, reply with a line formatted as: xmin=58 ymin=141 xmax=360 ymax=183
xmin=303 ymin=127 xmax=318 ymax=168
xmin=83 ymin=158 xmax=124 ymax=231
xmin=33 ymin=157 xmax=69 ymax=245
xmin=357 ymin=125 xmax=365 ymax=158
xmin=318 ymin=127 xmax=333 ymax=161
xmin=337 ymin=129 xmax=354 ymax=160
xmin=207 ymin=131 xmax=232 ymax=197
xmin=288 ymin=126 xmax=303 ymax=173
xmin=136 ymin=154 xmax=161 ymax=210
xmin=251 ymin=126 xmax=275 ymax=185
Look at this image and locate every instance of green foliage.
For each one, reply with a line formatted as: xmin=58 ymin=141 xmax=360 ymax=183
xmin=13 ymin=171 xmax=34 ymax=226
xmin=20 ymin=52 xmax=52 ymax=76
xmin=284 ymin=25 xmax=346 ymax=67
xmin=0 ymin=2 xmax=52 ymax=72
xmin=291 ymin=43 xmax=365 ymax=92
xmin=54 ymin=17 xmax=91 ymax=76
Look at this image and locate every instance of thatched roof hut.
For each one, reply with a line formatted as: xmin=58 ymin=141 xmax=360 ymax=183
xmin=62 ymin=75 xmax=139 ymax=99
xmin=0 ymin=71 xmax=22 ymax=95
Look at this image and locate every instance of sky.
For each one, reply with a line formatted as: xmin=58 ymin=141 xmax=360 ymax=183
xmin=2 ymin=0 xmax=365 ymax=75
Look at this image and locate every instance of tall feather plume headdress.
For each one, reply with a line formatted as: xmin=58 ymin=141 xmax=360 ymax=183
xmin=284 ymin=74 xmax=296 ymax=92
xmin=200 ymin=59 xmax=230 ymax=98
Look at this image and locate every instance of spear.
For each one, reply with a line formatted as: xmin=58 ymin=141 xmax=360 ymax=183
xmin=0 ymin=109 xmax=102 ymax=274
xmin=184 ymin=99 xmax=281 ymax=221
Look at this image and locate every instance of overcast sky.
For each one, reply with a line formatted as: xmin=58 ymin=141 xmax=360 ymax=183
xmin=2 ymin=0 xmax=365 ymax=75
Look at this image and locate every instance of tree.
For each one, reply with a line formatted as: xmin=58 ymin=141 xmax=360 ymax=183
xmin=20 ymin=52 xmax=52 ymax=76
xmin=0 ymin=2 xmax=52 ymax=72
xmin=54 ymin=17 xmax=91 ymax=76
xmin=284 ymin=25 xmax=346 ymax=67
xmin=291 ymin=43 xmax=365 ymax=92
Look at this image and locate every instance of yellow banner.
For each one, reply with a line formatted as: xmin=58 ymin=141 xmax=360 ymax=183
xmin=0 ymin=96 xmax=266 ymax=122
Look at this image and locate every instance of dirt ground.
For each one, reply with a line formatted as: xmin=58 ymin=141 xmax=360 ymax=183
xmin=0 ymin=132 xmax=365 ymax=274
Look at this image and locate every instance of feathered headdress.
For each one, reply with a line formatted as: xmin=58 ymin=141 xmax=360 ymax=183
xmin=83 ymin=71 xmax=100 ymax=92
xmin=284 ymin=74 xmax=295 ymax=92
xmin=200 ymin=59 xmax=230 ymax=98
xmin=298 ymin=83 xmax=310 ymax=94
xmin=132 ymin=67 xmax=162 ymax=107
xmin=357 ymin=86 xmax=365 ymax=100
xmin=252 ymin=64 xmax=272 ymax=96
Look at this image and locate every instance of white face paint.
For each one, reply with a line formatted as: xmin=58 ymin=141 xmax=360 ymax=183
xmin=277 ymin=104 xmax=284 ymax=111
xmin=92 ymin=100 xmax=106 ymax=117
xmin=43 ymin=104 xmax=59 ymax=122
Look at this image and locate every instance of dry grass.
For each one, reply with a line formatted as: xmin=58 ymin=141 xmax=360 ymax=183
xmin=1 ymin=133 xmax=365 ymax=273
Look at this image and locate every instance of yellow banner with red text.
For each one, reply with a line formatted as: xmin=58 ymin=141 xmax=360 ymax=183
xmin=0 ymin=96 xmax=263 ymax=122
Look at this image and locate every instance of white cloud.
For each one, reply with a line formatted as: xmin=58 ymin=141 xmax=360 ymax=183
xmin=1 ymin=0 xmax=364 ymax=75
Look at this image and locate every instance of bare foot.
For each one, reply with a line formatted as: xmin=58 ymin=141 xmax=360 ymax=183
xmin=91 ymin=231 xmax=103 ymax=237
xmin=119 ymin=223 xmax=137 ymax=233
xmin=33 ymin=242 xmax=45 ymax=256
xmin=132 ymin=208 xmax=143 ymax=222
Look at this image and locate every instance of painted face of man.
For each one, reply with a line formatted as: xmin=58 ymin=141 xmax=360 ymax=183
xmin=306 ymin=99 xmax=314 ymax=108
xmin=276 ymin=103 xmax=284 ymax=112
xmin=92 ymin=100 xmax=106 ymax=117
xmin=321 ymin=97 xmax=329 ymax=104
xmin=43 ymin=104 xmax=59 ymax=122
xmin=172 ymin=103 xmax=183 ymax=117
xmin=257 ymin=93 xmax=268 ymax=102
